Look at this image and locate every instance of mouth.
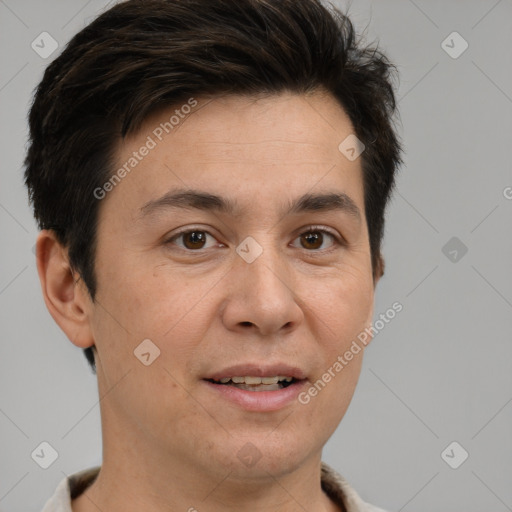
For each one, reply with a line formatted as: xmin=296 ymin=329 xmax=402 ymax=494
xmin=205 ymin=375 xmax=298 ymax=392
xmin=202 ymin=365 xmax=307 ymax=411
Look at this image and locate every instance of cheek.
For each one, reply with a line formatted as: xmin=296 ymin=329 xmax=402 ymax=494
xmin=306 ymin=269 xmax=374 ymax=346
xmin=98 ymin=265 xmax=216 ymax=369
xmin=99 ymin=258 xmax=186 ymax=330
xmin=301 ymin=268 xmax=373 ymax=420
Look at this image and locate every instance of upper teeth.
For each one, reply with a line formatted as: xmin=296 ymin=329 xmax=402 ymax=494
xmin=218 ymin=376 xmax=293 ymax=384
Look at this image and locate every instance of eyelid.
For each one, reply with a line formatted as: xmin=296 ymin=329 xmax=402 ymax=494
xmin=296 ymin=224 xmax=342 ymax=240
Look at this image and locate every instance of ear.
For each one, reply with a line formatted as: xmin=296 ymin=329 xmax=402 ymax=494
xmin=35 ymin=229 xmax=95 ymax=350
xmin=373 ymin=252 xmax=385 ymax=287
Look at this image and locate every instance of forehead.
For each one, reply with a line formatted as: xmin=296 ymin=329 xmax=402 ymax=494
xmin=103 ymin=91 xmax=365 ymax=225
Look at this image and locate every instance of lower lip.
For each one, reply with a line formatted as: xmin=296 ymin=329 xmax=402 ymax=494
xmin=202 ymin=380 xmax=307 ymax=412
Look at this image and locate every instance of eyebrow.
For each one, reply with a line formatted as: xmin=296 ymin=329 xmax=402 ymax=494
xmin=138 ymin=188 xmax=362 ymax=223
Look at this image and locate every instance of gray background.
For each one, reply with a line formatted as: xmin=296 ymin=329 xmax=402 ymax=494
xmin=1 ymin=0 xmax=511 ymax=511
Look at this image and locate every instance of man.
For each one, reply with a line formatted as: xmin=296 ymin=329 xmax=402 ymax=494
xmin=25 ymin=0 xmax=402 ymax=510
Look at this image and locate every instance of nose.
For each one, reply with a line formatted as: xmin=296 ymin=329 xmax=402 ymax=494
xmin=220 ymin=240 xmax=304 ymax=337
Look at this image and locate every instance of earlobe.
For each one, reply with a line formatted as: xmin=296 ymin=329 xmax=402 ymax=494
xmin=35 ymin=230 xmax=95 ymax=349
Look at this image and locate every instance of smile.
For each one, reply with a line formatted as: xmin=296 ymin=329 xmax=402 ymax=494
xmin=206 ymin=375 xmax=295 ymax=391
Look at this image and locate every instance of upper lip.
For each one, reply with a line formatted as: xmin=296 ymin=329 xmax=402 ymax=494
xmin=205 ymin=364 xmax=307 ymax=381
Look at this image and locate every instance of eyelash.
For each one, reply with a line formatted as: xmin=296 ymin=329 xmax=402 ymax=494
xmin=164 ymin=225 xmax=344 ymax=253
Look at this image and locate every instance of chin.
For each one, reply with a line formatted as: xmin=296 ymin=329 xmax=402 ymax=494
xmin=215 ymin=434 xmax=317 ymax=481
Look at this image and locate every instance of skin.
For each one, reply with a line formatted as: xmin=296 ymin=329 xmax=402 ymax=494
xmin=36 ymin=90 xmax=381 ymax=512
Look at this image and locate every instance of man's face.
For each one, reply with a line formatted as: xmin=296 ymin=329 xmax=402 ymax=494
xmin=88 ymin=92 xmax=376 ymax=478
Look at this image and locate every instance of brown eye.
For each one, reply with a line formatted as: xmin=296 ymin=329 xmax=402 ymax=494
xmin=300 ymin=231 xmax=324 ymax=250
xmin=182 ymin=231 xmax=207 ymax=249
xmin=167 ymin=230 xmax=217 ymax=251
xmin=291 ymin=228 xmax=339 ymax=251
